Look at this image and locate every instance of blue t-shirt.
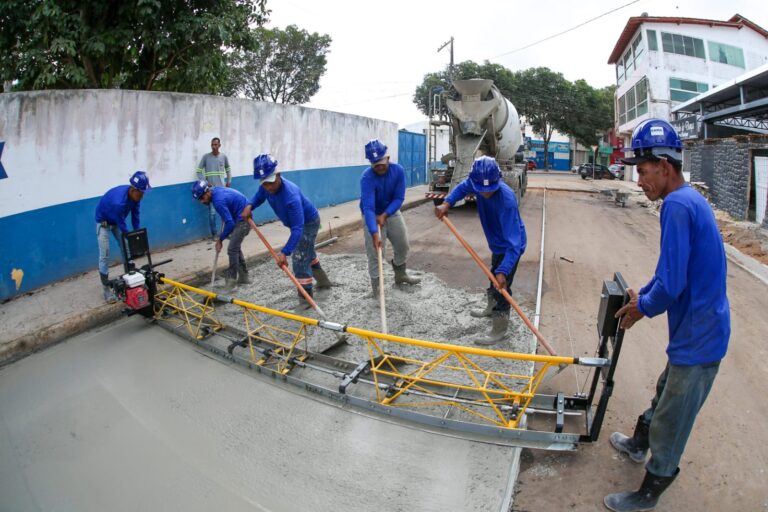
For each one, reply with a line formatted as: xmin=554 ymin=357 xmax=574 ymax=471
xmin=95 ymin=185 xmax=140 ymax=233
xmin=249 ymin=177 xmax=319 ymax=255
xmin=446 ymin=179 xmax=527 ymax=275
xmin=638 ymin=184 xmax=730 ymax=365
xmin=359 ymin=163 xmax=406 ymax=234
xmin=211 ymin=187 xmax=248 ymax=240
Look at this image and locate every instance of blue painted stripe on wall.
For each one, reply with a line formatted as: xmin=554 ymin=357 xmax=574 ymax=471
xmin=0 ymin=165 xmax=367 ymax=300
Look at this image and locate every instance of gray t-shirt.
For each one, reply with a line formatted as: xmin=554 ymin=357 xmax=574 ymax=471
xmin=196 ymin=152 xmax=231 ymax=187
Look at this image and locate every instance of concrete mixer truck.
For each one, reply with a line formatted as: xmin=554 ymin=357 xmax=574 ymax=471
xmin=426 ymin=79 xmax=527 ymax=205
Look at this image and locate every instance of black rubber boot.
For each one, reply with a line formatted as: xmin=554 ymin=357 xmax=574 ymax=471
xmin=368 ymin=278 xmax=380 ymax=299
xmin=391 ymin=260 xmax=421 ymax=285
xmin=604 ymin=469 xmax=678 ymax=511
xmin=295 ymin=288 xmax=313 ymax=310
xmin=312 ymin=267 xmax=333 ymax=288
xmin=470 ymin=291 xmax=494 ymax=318
xmin=610 ymin=415 xmax=650 ymax=463
xmin=100 ymin=272 xmax=116 ymax=303
xmin=237 ymin=269 xmax=251 ymax=284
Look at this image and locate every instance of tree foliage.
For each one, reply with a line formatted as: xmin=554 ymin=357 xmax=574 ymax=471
xmin=0 ymin=0 xmax=269 ymax=93
xmin=413 ymin=62 xmax=615 ymax=169
xmin=233 ymin=24 xmax=331 ymax=104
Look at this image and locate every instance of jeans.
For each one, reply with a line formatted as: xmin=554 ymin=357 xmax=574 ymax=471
xmin=363 ymin=211 xmax=410 ymax=280
xmin=97 ymin=223 xmax=128 ymax=277
xmin=292 ymin=217 xmax=321 ymax=292
xmin=642 ymin=361 xmax=720 ymax=477
xmin=488 ymin=254 xmax=519 ymax=313
xmin=226 ymin=221 xmax=250 ymax=279
xmin=208 ymin=203 xmax=219 ymax=238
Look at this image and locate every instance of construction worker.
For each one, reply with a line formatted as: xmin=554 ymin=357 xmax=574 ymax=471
xmin=94 ymin=171 xmax=151 ymax=303
xmin=196 ymin=137 xmax=232 ymax=241
xmin=434 ymin=156 xmax=526 ymax=345
xmin=241 ymin=154 xmax=332 ymax=303
xmin=360 ymin=139 xmax=420 ymax=296
xmin=604 ymin=119 xmax=730 ymax=512
xmin=192 ymin=180 xmax=250 ymax=287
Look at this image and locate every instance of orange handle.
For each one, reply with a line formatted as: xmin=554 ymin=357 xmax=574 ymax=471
xmin=440 ymin=215 xmax=557 ymax=356
xmin=247 ymin=219 xmax=326 ymax=318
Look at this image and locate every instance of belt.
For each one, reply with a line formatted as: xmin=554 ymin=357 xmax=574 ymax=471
xmin=99 ymin=221 xmax=116 ymax=228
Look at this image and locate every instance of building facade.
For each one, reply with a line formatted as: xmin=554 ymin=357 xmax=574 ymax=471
xmin=608 ymin=14 xmax=768 ymax=157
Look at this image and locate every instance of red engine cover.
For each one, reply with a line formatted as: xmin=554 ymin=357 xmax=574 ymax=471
xmin=124 ymin=286 xmax=150 ymax=309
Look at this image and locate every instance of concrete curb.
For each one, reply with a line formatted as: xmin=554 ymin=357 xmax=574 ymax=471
xmin=0 ymin=195 xmax=431 ymax=367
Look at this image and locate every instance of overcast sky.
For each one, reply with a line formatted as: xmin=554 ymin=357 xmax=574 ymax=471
xmin=268 ymin=0 xmax=766 ymax=127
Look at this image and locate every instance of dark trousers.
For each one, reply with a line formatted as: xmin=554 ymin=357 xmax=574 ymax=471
xmin=226 ymin=221 xmax=250 ymax=279
xmin=488 ymin=253 xmax=519 ymax=313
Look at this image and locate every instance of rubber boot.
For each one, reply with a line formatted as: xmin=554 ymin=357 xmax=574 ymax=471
xmin=100 ymin=272 xmax=117 ymax=304
xmin=368 ymin=278 xmax=380 ymax=299
xmin=603 ymin=469 xmax=678 ymax=512
xmin=475 ymin=312 xmax=509 ymax=346
xmin=237 ymin=268 xmax=251 ymax=284
xmin=470 ymin=291 xmax=494 ymax=318
xmin=295 ymin=288 xmax=313 ymax=310
xmin=312 ymin=267 xmax=333 ymax=289
xmin=391 ymin=260 xmax=421 ymax=285
xmin=610 ymin=415 xmax=650 ymax=463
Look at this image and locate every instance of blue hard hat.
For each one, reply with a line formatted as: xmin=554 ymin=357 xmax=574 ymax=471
xmin=622 ymin=118 xmax=683 ymax=165
xmin=364 ymin=139 xmax=388 ymax=164
xmin=129 ymin=171 xmax=151 ymax=192
xmin=191 ymin=180 xmax=210 ymax=200
xmin=253 ymin=153 xmax=278 ymax=181
xmin=469 ymin=156 xmax=501 ymax=193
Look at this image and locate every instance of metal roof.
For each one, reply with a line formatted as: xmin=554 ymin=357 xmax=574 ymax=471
xmin=671 ymin=63 xmax=768 ymax=133
xmin=607 ymin=14 xmax=768 ymax=64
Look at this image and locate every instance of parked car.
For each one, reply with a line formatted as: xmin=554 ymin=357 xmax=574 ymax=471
xmin=527 ymin=160 xmax=537 ymax=171
xmin=609 ymin=164 xmax=625 ymax=180
xmin=578 ymin=163 xmax=614 ymax=180
xmin=570 ymin=165 xmax=580 ymax=173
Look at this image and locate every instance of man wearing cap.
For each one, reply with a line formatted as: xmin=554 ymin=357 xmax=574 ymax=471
xmin=435 ymin=156 xmax=526 ymax=345
xmin=241 ymin=154 xmax=332 ymax=305
xmin=360 ymin=139 xmax=420 ymax=296
xmin=603 ymin=119 xmax=730 ymax=512
xmin=196 ymin=137 xmax=232 ymax=241
xmin=94 ymin=171 xmax=150 ymax=303
xmin=192 ymin=180 xmax=251 ymax=287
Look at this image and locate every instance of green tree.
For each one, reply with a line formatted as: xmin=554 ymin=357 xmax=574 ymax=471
xmin=233 ymin=24 xmax=331 ymax=104
xmin=560 ymin=80 xmax=615 ymax=150
xmin=0 ymin=0 xmax=269 ymax=93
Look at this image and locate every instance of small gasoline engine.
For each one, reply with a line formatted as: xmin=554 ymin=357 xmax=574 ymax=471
xmin=108 ymin=228 xmax=171 ymax=316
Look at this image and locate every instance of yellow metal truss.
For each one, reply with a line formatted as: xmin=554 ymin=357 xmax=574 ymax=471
xmin=156 ymin=278 xmax=578 ymax=429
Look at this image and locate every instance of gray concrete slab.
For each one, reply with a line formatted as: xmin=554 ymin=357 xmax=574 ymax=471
xmin=0 ymin=186 xmax=429 ymax=364
xmin=0 ymin=316 xmax=519 ymax=512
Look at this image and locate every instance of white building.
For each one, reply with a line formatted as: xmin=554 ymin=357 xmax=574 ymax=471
xmin=608 ymin=14 xmax=768 ymax=144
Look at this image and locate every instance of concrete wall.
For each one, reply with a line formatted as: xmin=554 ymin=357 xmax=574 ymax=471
xmin=0 ymin=90 xmax=399 ymax=300
xmin=686 ymin=134 xmax=768 ymax=226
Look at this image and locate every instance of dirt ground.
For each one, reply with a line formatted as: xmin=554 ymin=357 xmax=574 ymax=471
xmin=322 ymin=188 xmax=768 ymax=511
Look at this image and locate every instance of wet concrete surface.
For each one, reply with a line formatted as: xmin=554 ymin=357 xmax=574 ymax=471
xmin=0 ymin=316 xmax=519 ymax=512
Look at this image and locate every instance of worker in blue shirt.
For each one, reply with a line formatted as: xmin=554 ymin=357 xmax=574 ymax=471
xmin=192 ymin=180 xmax=251 ymax=287
xmin=94 ymin=171 xmax=150 ymax=302
xmin=604 ymin=119 xmax=731 ymax=512
xmin=241 ymin=154 xmax=332 ymax=304
xmin=360 ymin=139 xmax=420 ymax=296
xmin=435 ymin=156 xmax=527 ymax=345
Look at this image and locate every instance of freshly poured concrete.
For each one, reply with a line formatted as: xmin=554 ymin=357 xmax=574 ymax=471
xmin=0 ymin=316 xmax=518 ymax=512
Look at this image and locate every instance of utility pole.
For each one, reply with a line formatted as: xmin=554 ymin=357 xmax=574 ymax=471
xmin=438 ymin=37 xmax=454 ymax=81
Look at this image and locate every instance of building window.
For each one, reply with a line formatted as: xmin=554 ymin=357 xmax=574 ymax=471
xmin=661 ymin=32 xmax=705 ymax=59
xmin=618 ymin=77 xmax=649 ymax=125
xmin=616 ymin=32 xmax=645 ymax=85
xmin=647 ymin=30 xmax=658 ymax=51
xmin=632 ymin=32 xmax=644 ymax=67
xmin=669 ymin=78 xmax=708 ymax=102
xmin=707 ymin=41 xmax=745 ymax=68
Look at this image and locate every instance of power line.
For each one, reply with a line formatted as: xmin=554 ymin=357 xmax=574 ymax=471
xmin=490 ymin=0 xmax=641 ymax=59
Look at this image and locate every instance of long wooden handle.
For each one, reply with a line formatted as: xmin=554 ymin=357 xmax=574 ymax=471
xmin=440 ymin=215 xmax=557 ymax=356
xmin=247 ymin=218 xmax=327 ymax=319
xmin=376 ymin=231 xmax=388 ymax=334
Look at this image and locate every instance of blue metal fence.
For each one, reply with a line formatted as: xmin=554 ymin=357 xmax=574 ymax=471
xmin=397 ymin=131 xmax=427 ymax=186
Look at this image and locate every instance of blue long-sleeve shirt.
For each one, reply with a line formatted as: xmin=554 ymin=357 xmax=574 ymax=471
xmin=445 ymin=179 xmax=527 ymax=275
xmin=211 ymin=187 xmax=248 ymax=241
xmin=637 ymin=184 xmax=730 ymax=366
xmin=359 ymin=163 xmax=406 ymax=234
xmin=249 ymin=177 xmax=319 ymax=255
xmin=94 ymin=185 xmax=140 ymax=233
